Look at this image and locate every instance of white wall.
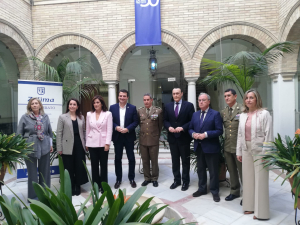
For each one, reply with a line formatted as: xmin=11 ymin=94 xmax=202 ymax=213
xmin=272 ymin=75 xmax=296 ymax=138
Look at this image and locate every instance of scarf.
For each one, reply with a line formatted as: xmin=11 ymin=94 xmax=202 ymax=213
xmin=29 ymin=112 xmax=44 ymax=141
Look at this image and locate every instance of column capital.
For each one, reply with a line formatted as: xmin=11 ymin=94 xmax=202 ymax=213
xmin=105 ymin=80 xmax=119 ymax=85
xmin=185 ymin=77 xmax=198 ymax=83
xmin=269 ymin=72 xmax=296 ymax=82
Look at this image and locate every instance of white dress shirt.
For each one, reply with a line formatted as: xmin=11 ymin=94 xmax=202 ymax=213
xmin=119 ymin=103 xmax=127 ymax=128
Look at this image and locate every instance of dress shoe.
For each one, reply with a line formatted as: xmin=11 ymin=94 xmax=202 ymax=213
xmin=170 ymin=182 xmax=181 ymax=189
xmin=75 ymin=185 xmax=81 ymax=196
xmin=192 ymin=190 xmax=207 ymax=197
xmin=99 ymin=188 xmax=104 ymax=194
xmin=212 ymin=193 xmax=220 ymax=202
xmin=253 ymin=215 xmax=269 ymax=220
xmin=114 ymin=181 xmax=121 ymax=189
xmin=153 ymin=181 xmax=158 ymax=187
xmin=181 ymin=183 xmax=189 ymax=191
xmin=141 ymin=180 xmax=151 ymax=186
xmin=240 ymin=199 xmax=243 ymax=206
xmin=225 ymin=194 xmax=240 ymax=201
xmin=130 ymin=180 xmax=137 ymax=188
xmin=244 ymin=211 xmax=254 ymax=214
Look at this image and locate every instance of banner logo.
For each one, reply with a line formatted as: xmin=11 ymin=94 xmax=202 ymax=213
xmin=136 ymin=0 xmax=159 ymax=7
xmin=37 ymin=87 xmax=45 ymax=95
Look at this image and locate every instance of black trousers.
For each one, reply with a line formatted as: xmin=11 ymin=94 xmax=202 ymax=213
xmin=89 ymin=147 xmax=108 ymax=189
xmin=114 ymin=134 xmax=135 ymax=181
xmin=169 ymin=141 xmax=190 ymax=184
xmin=196 ymin=145 xmax=219 ymax=195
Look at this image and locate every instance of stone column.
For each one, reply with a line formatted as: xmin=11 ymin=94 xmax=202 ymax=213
xmin=185 ymin=77 xmax=198 ymax=110
xmin=106 ymin=80 xmax=118 ymax=107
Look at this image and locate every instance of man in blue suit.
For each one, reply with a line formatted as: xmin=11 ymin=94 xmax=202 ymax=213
xmin=189 ymin=93 xmax=223 ymax=202
xmin=109 ymin=89 xmax=139 ymax=189
xmin=164 ymin=88 xmax=195 ymax=191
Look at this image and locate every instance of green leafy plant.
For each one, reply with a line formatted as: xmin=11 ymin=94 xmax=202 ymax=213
xmin=260 ymin=132 xmax=300 ymax=209
xmin=0 ymin=133 xmax=34 ymax=175
xmin=0 ymin=155 xmax=195 ymax=225
xmin=25 ymin=56 xmax=106 ymax=104
xmin=199 ymin=41 xmax=296 ymax=98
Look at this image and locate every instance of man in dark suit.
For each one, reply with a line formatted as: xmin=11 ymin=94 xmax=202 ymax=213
xmin=109 ymin=89 xmax=139 ymax=189
xmin=189 ymin=92 xmax=223 ymax=202
xmin=164 ymin=88 xmax=195 ymax=191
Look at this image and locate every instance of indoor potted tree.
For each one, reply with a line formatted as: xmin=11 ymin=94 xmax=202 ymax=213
xmin=260 ymin=130 xmax=300 ymax=209
xmin=0 ymin=133 xmax=34 ymax=193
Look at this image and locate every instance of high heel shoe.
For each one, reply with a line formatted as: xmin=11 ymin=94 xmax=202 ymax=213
xmin=244 ymin=211 xmax=254 ymax=214
xmin=253 ymin=215 xmax=269 ymax=220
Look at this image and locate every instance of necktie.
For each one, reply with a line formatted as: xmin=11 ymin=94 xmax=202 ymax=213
xmin=199 ymin=111 xmax=205 ymax=127
xmin=175 ymin=102 xmax=179 ymax=118
xmin=229 ymin=108 xmax=233 ymax=117
xmin=147 ymin=108 xmax=150 ymax=116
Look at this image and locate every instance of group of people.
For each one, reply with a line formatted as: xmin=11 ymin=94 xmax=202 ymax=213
xmin=17 ymin=87 xmax=273 ymax=220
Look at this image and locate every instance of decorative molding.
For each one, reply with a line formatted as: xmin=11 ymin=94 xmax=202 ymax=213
xmin=281 ymin=72 xmax=295 ymax=81
xmin=0 ymin=18 xmax=34 ymax=56
xmin=35 ymin=32 xmax=107 ymax=59
xmin=191 ymin=21 xmax=278 ymax=58
xmin=269 ymin=73 xmax=279 ymax=82
xmin=104 ymin=80 xmax=119 ymax=84
xmin=279 ymin=1 xmax=300 ymax=41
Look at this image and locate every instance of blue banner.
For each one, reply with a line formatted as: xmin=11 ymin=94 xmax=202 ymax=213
xmin=135 ymin=0 xmax=161 ymax=46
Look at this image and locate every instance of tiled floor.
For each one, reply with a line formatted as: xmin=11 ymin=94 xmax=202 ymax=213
xmin=1 ymin=152 xmax=298 ymax=225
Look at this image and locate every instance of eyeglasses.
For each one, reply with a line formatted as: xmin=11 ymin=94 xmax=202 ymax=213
xmin=198 ymin=99 xmax=207 ymax=102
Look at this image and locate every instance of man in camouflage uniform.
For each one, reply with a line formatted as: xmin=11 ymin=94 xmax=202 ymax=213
xmin=137 ymin=93 xmax=163 ymax=187
xmin=221 ymin=89 xmax=243 ymax=202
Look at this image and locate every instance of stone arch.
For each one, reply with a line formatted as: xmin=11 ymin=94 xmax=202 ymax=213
xmin=192 ymin=22 xmax=278 ymax=77
xmin=35 ymin=33 xmax=108 ymax=78
xmin=279 ymin=2 xmax=300 ymax=78
xmin=107 ymin=29 xmax=192 ymax=81
xmin=0 ymin=19 xmax=34 ymax=79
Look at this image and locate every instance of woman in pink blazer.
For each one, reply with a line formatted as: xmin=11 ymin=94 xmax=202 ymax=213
xmin=86 ymin=95 xmax=112 ymax=193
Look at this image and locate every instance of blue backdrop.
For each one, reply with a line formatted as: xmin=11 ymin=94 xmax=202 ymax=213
xmin=135 ymin=0 xmax=161 ymax=46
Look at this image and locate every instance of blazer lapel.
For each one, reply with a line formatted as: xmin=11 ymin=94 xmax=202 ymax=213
xmin=124 ymin=104 xmax=130 ymax=126
xmin=115 ymin=104 xmax=120 ymax=126
xmin=199 ymin=108 xmax=212 ymax=131
xmin=66 ymin=113 xmax=73 ymax=137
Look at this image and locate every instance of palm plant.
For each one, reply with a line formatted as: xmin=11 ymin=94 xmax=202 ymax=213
xmin=27 ymin=56 xmax=106 ymax=104
xmin=199 ymin=41 xmax=296 ymax=98
xmin=0 ymin=155 xmax=195 ymax=225
xmin=260 ymin=132 xmax=300 ymax=209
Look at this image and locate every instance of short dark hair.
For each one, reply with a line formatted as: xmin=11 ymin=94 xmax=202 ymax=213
xmin=119 ymin=89 xmax=129 ymax=97
xmin=66 ymin=98 xmax=82 ymax=119
xmin=224 ymin=89 xmax=237 ymax=95
xmin=91 ymin=95 xmax=108 ymax=112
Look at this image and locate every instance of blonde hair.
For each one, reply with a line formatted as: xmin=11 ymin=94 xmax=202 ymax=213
xmin=26 ymin=97 xmax=45 ymax=115
xmin=242 ymin=89 xmax=263 ymax=113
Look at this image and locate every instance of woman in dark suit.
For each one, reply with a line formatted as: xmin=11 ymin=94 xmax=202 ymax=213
xmin=17 ymin=97 xmax=53 ymax=201
xmin=56 ymin=98 xmax=88 ymax=196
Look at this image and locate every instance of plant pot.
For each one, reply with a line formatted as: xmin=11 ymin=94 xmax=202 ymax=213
xmin=288 ymin=177 xmax=300 ymax=210
xmin=219 ymin=162 xmax=227 ymax=181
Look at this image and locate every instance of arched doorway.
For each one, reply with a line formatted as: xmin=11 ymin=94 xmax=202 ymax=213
xmin=0 ymin=40 xmax=19 ymax=134
xmin=118 ymin=45 xmax=186 ymax=109
xmin=49 ymin=46 xmax=107 ymax=116
xmin=199 ymin=39 xmax=273 ymax=112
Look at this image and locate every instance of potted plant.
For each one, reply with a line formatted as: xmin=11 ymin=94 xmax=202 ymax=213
xmin=0 ymin=133 xmax=34 ymax=192
xmin=0 ymin=155 xmax=195 ymax=225
xmin=260 ymin=130 xmax=300 ymax=209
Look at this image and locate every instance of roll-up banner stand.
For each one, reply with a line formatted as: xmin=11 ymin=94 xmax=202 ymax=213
xmin=17 ymin=80 xmax=63 ymax=182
